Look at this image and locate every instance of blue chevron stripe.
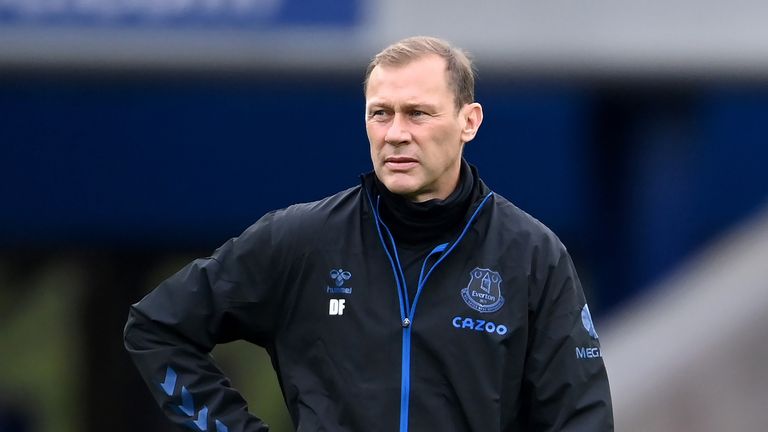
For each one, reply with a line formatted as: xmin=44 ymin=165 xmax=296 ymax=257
xmin=191 ymin=406 xmax=209 ymax=431
xmin=159 ymin=366 xmax=177 ymax=396
xmin=215 ymin=420 xmax=229 ymax=432
xmin=179 ymin=386 xmax=195 ymax=416
xmin=160 ymin=365 xmax=229 ymax=432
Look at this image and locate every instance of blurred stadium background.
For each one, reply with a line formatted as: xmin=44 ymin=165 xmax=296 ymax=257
xmin=1 ymin=0 xmax=767 ymax=430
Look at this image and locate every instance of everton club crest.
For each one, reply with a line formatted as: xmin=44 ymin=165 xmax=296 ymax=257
xmin=461 ymin=268 xmax=505 ymax=313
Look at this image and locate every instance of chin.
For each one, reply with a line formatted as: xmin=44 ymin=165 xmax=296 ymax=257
xmin=381 ymin=176 xmax=420 ymax=197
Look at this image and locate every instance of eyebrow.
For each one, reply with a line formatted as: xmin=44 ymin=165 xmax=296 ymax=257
xmin=403 ymin=102 xmax=438 ymax=112
xmin=366 ymin=102 xmax=439 ymax=112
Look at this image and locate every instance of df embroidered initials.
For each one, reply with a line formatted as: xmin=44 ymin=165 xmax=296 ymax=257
xmin=329 ymin=299 xmax=346 ymax=315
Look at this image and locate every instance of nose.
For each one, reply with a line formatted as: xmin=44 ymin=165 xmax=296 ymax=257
xmin=384 ymin=113 xmax=411 ymax=145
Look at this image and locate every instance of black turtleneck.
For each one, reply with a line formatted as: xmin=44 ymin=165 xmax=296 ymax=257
xmin=374 ymin=160 xmax=481 ymax=303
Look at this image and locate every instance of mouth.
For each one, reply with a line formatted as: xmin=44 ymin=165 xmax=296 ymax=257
xmin=384 ymin=156 xmax=419 ymax=171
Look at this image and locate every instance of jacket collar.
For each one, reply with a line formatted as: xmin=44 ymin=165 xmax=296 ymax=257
xmin=360 ymin=160 xmax=491 ymax=245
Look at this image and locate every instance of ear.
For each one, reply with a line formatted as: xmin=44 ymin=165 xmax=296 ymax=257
xmin=460 ymin=102 xmax=483 ymax=143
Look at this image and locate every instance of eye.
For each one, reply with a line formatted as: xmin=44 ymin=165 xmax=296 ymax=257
xmin=369 ymin=109 xmax=389 ymax=120
xmin=410 ymin=110 xmax=425 ymax=118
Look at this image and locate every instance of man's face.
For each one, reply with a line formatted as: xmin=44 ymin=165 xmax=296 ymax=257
xmin=365 ymin=55 xmax=482 ymax=202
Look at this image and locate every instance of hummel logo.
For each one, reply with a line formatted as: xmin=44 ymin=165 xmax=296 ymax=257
xmin=330 ymin=269 xmax=351 ymax=286
xmin=327 ymin=269 xmax=352 ymax=295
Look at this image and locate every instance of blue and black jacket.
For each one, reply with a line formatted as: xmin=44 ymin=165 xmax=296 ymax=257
xmin=124 ymin=167 xmax=613 ymax=432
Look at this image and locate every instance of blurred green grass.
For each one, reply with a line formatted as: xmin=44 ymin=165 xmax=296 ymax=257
xmin=0 ymin=258 xmax=293 ymax=432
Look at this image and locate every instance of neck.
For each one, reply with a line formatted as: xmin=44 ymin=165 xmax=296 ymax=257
xmin=374 ymin=160 xmax=477 ymax=245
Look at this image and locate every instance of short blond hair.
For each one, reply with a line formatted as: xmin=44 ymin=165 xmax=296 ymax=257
xmin=364 ymin=36 xmax=476 ymax=110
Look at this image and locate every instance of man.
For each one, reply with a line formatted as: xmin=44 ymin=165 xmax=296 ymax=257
xmin=124 ymin=36 xmax=613 ymax=431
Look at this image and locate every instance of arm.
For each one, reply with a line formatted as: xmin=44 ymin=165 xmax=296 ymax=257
xmin=522 ymin=243 xmax=614 ymax=431
xmin=124 ymin=212 xmax=286 ymax=432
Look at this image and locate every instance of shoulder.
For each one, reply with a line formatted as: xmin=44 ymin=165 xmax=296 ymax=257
xmin=238 ymin=185 xmax=363 ymax=248
xmin=204 ymin=185 xmax=363 ymax=282
xmin=490 ymin=193 xmax=564 ymax=247
xmin=485 ymin=192 xmax=569 ymax=268
xmin=274 ymin=185 xmax=362 ymax=231
xmin=279 ymin=185 xmax=362 ymax=221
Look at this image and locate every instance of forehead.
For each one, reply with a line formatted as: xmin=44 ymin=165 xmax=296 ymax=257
xmin=365 ymin=55 xmax=452 ymax=103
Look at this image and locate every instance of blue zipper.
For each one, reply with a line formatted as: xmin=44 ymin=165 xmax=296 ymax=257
xmin=399 ymin=325 xmax=411 ymax=432
xmin=365 ymin=188 xmax=494 ymax=432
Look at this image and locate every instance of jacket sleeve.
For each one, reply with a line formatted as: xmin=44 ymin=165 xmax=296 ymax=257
xmin=522 ymin=242 xmax=614 ymax=431
xmin=124 ymin=211 xmax=289 ymax=432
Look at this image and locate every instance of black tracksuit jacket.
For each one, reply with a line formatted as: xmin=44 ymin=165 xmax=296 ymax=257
xmin=124 ymin=170 xmax=613 ymax=432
